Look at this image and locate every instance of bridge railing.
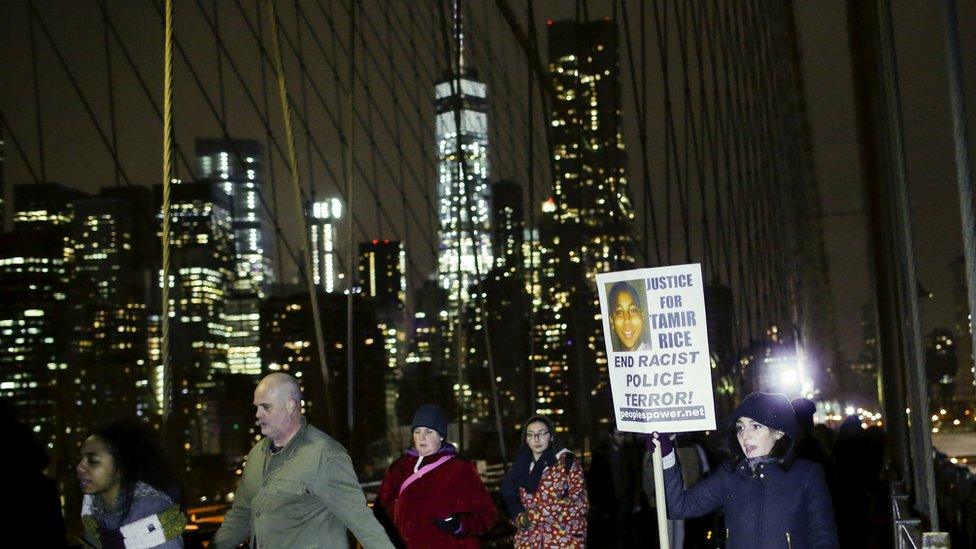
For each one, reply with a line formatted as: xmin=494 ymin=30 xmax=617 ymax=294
xmin=891 ymin=488 xmax=924 ymax=549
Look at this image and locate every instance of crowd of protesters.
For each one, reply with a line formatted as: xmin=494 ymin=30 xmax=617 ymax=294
xmin=9 ymin=373 xmax=895 ymax=548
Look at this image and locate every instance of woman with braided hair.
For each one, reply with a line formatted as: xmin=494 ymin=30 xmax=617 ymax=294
xmin=76 ymin=420 xmax=186 ymax=548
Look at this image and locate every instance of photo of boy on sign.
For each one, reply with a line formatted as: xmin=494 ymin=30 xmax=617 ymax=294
xmin=607 ymin=280 xmax=650 ymax=352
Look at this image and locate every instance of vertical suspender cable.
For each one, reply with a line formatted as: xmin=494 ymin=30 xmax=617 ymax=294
xmin=266 ymin=0 xmax=335 ymax=433
xmin=102 ymin=9 xmax=120 ymax=187
xmin=256 ymin=0 xmax=285 ymax=294
xmin=213 ymin=0 xmax=226 ymax=121
xmin=160 ymin=0 xmax=174 ymax=424
xmin=526 ymin=0 xmax=538 ymax=417
xmin=293 ymin=0 xmax=316 ymax=208
xmin=28 ymin=0 xmax=46 ymax=182
xmin=436 ymin=0 xmax=467 ymax=451
xmin=346 ymin=0 xmax=357 ymax=435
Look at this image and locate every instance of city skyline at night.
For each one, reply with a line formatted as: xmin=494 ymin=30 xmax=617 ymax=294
xmin=0 ymin=2 xmax=973 ymax=543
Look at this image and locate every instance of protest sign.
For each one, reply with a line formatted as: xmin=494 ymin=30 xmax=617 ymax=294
xmin=596 ymin=263 xmax=716 ymax=433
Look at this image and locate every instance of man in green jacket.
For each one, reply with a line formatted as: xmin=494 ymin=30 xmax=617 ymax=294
xmin=213 ymin=373 xmax=394 ymax=549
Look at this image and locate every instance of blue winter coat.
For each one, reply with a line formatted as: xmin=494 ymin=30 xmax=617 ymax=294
xmin=663 ymin=457 xmax=839 ymax=548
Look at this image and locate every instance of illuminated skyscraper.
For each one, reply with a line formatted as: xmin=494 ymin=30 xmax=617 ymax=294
xmin=531 ymin=19 xmax=637 ymax=441
xmin=155 ymin=181 xmax=234 ymax=454
xmin=73 ymin=189 xmax=154 ymax=422
xmin=74 ymin=193 xmax=143 ymax=301
xmin=13 ymin=182 xmax=89 ymax=234
xmin=358 ymin=240 xmax=406 ymax=309
xmin=195 ymin=138 xmax=274 ymax=295
xmin=435 ymin=53 xmax=492 ymax=309
xmin=310 ymin=199 xmax=343 ymax=293
xmin=197 ymin=139 xmax=273 ymax=375
xmin=358 ymin=240 xmax=407 ymax=443
xmin=2 ymin=182 xmax=90 ymax=473
xmin=546 ymin=19 xmax=636 ymax=276
xmin=0 ymin=232 xmax=74 ymax=466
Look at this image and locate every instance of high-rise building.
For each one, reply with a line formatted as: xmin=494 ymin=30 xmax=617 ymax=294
xmin=531 ymin=19 xmax=637 ymax=442
xmin=197 ymin=139 xmax=273 ymax=376
xmin=433 ymin=22 xmax=493 ymax=429
xmin=463 ymin=265 xmax=532 ymax=458
xmin=74 ymin=195 xmax=142 ymax=301
xmin=490 ymin=181 xmax=523 ymax=274
xmin=310 ymin=199 xmax=343 ymax=293
xmin=358 ymin=240 xmax=406 ymax=309
xmin=357 ymin=239 xmax=407 ymax=450
xmin=155 ymin=180 xmax=234 ymax=455
xmin=1 ymin=182 xmax=91 ymax=476
xmin=13 ymin=181 xmax=90 ymax=235
xmin=195 ymin=138 xmax=274 ymax=296
xmin=72 ymin=189 xmax=154 ymax=422
xmin=0 ymin=232 xmax=74 ymax=466
xmin=435 ymin=54 xmax=492 ymax=309
xmin=546 ymin=19 xmax=637 ymax=276
xmin=400 ymin=279 xmax=455 ymax=427
xmin=260 ymin=288 xmax=387 ymax=468
xmin=224 ymin=297 xmax=262 ymax=375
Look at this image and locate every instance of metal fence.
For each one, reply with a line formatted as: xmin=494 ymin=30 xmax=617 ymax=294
xmin=891 ymin=488 xmax=924 ymax=549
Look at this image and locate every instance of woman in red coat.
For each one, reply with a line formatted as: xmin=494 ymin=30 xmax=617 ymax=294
xmin=377 ymin=404 xmax=498 ymax=548
xmin=501 ymin=415 xmax=588 ymax=548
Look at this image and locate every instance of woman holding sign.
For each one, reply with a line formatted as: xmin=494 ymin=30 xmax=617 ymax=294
xmin=501 ymin=415 xmax=588 ymax=548
xmin=652 ymin=392 xmax=839 ymax=548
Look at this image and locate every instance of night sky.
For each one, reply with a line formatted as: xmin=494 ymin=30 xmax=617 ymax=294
xmin=1 ymin=0 xmax=974 ymax=364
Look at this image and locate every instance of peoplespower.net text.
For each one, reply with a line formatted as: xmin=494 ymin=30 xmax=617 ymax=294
xmin=619 ymin=405 xmax=706 ymax=422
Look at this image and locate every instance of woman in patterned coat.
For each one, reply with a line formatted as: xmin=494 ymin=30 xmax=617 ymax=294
xmin=501 ymin=415 xmax=588 ymax=548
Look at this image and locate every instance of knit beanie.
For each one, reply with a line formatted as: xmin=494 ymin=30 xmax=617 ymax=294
xmin=411 ymin=404 xmax=448 ymax=438
xmin=728 ymin=392 xmax=800 ymax=442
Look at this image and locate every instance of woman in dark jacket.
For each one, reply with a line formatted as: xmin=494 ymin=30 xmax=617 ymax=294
xmin=377 ymin=404 xmax=498 ymax=548
xmin=501 ymin=415 xmax=588 ymax=548
xmin=653 ymin=392 xmax=839 ymax=548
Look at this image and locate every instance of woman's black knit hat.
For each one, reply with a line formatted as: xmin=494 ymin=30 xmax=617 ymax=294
xmin=727 ymin=392 xmax=801 ymax=442
xmin=411 ymin=403 xmax=448 ymax=438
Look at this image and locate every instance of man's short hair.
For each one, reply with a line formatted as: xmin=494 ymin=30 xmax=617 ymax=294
xmin=262 ymin=372 xmax=303 ymax=404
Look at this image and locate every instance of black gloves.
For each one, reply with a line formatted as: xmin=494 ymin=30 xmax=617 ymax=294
xmin=434 ymin=513 xmax=464 ymax=536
